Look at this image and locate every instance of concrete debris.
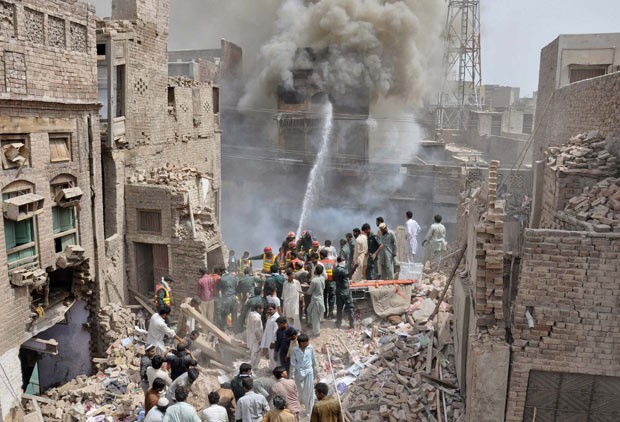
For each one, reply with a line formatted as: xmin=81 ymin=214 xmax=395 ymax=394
xmin=545 ymin=130 xmax=617 ymax=176
xmin=169 ymin=75 xmax=203 ymax=88
xmin=564 ymin=176 xmax=620 ymax=231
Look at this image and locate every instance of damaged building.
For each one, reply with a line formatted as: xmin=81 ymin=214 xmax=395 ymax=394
xmin=0 ymin=0 xmax=105 ymax=418
xmin=0 ymin=0 xmax=226 ymax=418
xmin=453 ymin=33 xmax=620 ymax=422
xmin=96 ymin=0 xmax=226 ymax=307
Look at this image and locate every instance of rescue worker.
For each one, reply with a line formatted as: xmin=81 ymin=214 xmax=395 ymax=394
xmin=319 ymin=249 xmax=336 ymax=319
xmin=154 ymin=275 xmax=174 ymax=309
xmin=217 ymin=265 xmax=238 ymax=330
xmin=284 ymin=241 xmax=298 ymax=269
xmin=308 ymin=240 xmax=321 ymax=261
xmin=375 ymin=222 xmax=398 ymax=280
xmin=365 ymin=224 xmax=382 ymax=280
xmin=281 ymin=231 xmax=296 ymax=257
xmin=288 ymin=249 xmax=304 ymax=272
xmin=249 ymin=247 xmax=278 ymax=274
xmin=296 ymin=230 xmax=313 ymax=260
xmin=334 ymin=256 xmax=355 ymax=329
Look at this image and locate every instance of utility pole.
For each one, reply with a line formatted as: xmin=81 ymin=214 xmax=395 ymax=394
xmin=436 ymin=0 xmax=482 ymax=133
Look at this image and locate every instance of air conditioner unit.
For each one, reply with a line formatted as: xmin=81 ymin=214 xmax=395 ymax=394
xmin=55 ymin=187 xmax=83 ymax=208
xmin=3 ymin=193 xmax=44 ymax=221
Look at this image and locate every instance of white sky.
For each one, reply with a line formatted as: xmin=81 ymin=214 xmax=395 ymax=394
xmin=89 ymin=0 xmax=620 ymax=97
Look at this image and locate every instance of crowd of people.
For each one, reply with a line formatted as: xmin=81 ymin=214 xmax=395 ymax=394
xmin=138 ymin=211 xmax=447 ymax=421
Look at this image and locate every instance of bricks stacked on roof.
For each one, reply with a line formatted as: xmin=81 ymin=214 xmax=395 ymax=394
xmin=563 ymin=177 xmax=620 ymax=232
xmin=545 ymin=131 xmax=617 ymax=176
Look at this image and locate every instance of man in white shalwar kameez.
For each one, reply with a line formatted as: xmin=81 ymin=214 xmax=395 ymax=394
xmin=290 ymin=333 xmax=318 ymax=415
xmin=261 ymin=304 xmax=280 ymax=369
xmin=423 ymin=214 xmax=448 ymax=271
xmin=405 ymin=211 xmax=421 ymax=262
xmin=282 ymin=270 xmax=301 ymax=328
xmin=246 ymin=304 xmax=264 ymax=369
xmin=351 ymin=227 xmax=368 ymax=282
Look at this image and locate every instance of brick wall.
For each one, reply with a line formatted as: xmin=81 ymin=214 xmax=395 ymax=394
xmin=533 ymin=71 xmax=620 ymax=162
xmin=540 ymin=164 xmax=603 ymax=229
xmin=0 ymin=0 xmax=97 ymax=102
xmin=534 ymin=38 xmax=559 ymax=134
xmin=505 ymin=228 xmax=620 ymax=421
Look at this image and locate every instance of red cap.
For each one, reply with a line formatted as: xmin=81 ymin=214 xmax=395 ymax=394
xmin=288 ymin=231 xmax=295 ymax=238
xmin=264 ymin=246 xmax=272 ymax=253
xmin=312 ymin=241 xmax=320 ymax=247
xmin=288 ymin=241 xmax=296 ymax=248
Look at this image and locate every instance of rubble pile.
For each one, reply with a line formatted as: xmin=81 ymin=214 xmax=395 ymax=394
xmin=127 ymin=163 xmax=204 ymax=189
xmin=312 ymin=271 xmax=463 ymax=421
xmin=545 ymin=131 xmax=617 ymax=176
xmin=564 ymin=177 xmax=620 ymax=231
xmin=168 ymin=75 xmax=202 ymax=87
xmin=24 ymin=305 xmax=144 ymax=421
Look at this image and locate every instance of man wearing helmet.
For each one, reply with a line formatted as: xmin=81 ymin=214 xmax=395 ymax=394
xmin=248 ymin=247 xmax=278 ymax=274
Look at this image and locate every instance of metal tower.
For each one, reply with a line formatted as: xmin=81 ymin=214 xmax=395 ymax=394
xmin=436 ymin=0 xmax=482 ymax=131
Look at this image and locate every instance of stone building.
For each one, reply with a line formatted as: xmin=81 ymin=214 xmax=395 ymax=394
xmin=452 ymin=33 xmax=620 ymax=422
xmin=96 ymin=0 xmax=226 ymax=306
xmin=0 ymin=0 xmax=105 ymax=419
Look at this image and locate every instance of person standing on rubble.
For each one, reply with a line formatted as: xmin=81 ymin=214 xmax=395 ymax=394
xmin=197 ymin=266 xmax=218 ymax=322
xmin=290 ymin=334 xmax=318 ymax=415
xmin=246 ymin=304 xmax=263 ymax=369
xmin=345 ymin=232 xmax=355 ymax=273
xmin=282 ymin=269 xmax=301 ymax=328
xmin=235 ymin=378 xmax=270 ymax=422
xmin=422 ymin=214 xmax=447 ymax=271
xmin=248 ymin=247 xmax=278 ymax=274
xmin=146 ymin=378 xmax=166 ymax=414
xmin=310 ymin=383 xmax=342 ymax=422
xmin=261 ymin=303 xmax=281 ymax=369
xmin=228 ymin=250 xmax=239 ymax=275
xmin=147 ymin=355 xmax=172 ymax=388
xmin=201 ymin=391 xmax=229 ymax=422
xmin=231 ymin=363 xmax=253 ymax=402
xmin=146 ymin=307 xmax=186 ymax=355
xmin=144 ymin=397 xmax=169 ymax=422
xmin=217 ymin=265 xmax=238 ymax=330
xmin=350 ymin=227 xmax=368 ymax=281
xmin=375 ymin=222 xmax=397 ymax=280
xmin=165 ymin=343 xmax=197 ymax=380
xmin=262 ymin=395 xmax=296 ymax=422
xmin=338 ymin=238 xmax=349 ymax=264
xmin=240 ymin=287 xmax=263 ymax=331
xmin=334 ymin=256 xmax=355 ymax=329
xmin=306 ymin=266 xmax=326 ymax=336
xmin=364 ymin=224 xmax=381 ymax=280
xmin=163 ymin=385 xmax=201 ymax=421
xmin=405 ymin=211 xmax=421 ymax=262
xmin=140 ymin=344 xmax=157 ymax=393
xmin=166 ymin=367 xmax=200 ymax=404
xmin=271 ymin=367 xmax=302 ymax=421
xmin=319 ymin=249 xmax=336 ymax=319
xmin=154 ymin=275 xmax=175 ymax=309
xmin=274 ymin=317 xmax=297 ymax=373
xmin=240 ymin=251 xmax=253 ymax=273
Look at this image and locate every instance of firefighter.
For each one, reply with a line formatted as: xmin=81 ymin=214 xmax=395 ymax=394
xmin=248 ymin=247 xmax=278 ymax=274
xmin=154 ymin=275 xmax=174 ymax=309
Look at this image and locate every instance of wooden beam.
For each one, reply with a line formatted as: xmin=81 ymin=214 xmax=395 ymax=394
xmin=128 ymin=287 xmax=157 ymax=315
xmin=181 ymin=303 xmax=233 ymax=346
xmin=192 ymin=336 xmax=228 ymax=365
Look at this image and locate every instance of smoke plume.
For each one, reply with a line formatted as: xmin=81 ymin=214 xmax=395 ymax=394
xmin=240 ymin=0 xmax=446 ymax=109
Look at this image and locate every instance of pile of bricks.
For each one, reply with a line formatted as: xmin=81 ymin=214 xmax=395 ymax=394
xmin=341 ymin=326 xmax=463 ymax=421
xmin=23 ymin=305 xmax=145 ymax=420
xmin=545 ymin=131 xmax=617 ymax=176
xmin=563 ymin=177 xmax=620 ymax=232
xmin=128 ymin=163 xmax=203 ymax=189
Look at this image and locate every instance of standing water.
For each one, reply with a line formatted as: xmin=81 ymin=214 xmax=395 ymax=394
xmin=296 ymin=102 xmax=333 ymax=236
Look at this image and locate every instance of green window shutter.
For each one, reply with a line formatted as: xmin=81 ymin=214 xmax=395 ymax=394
xmin=59 ymin=208 xmax=74 ymax=232
xmin=4 ymin=220 xmax=16 ymax=249
xmin=15 ymin=219 xmax=33 ymax=245
xmin=61 ymin=233 xmax=77 ymax=250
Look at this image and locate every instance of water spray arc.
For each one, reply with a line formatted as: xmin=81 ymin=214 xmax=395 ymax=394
xmin=296 ymin=102 xmax=334 ymax=237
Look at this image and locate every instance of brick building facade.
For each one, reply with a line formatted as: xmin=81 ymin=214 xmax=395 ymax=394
xmin=0 ymin=0 xmax=104 ymax=419
xmin=97 ymin=0 xmax=226 ymax=310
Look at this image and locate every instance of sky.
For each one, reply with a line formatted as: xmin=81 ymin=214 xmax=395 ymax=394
xmin=89 ymin=0 xmax=620 ymax=98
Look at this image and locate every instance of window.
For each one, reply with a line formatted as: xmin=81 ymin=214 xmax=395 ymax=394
xmin=3 ymin=184 xmax=38 ymax=272
xmin=50 ymin=176 xmax=78 ymax=253
xmin=213 ymin=87 xmax=219 ymax=114
xmin=522 ymin=114 xmax=533 ymax=134
xmin=115 ymin=65 xmax=125 ymax=117
xmin=49 ymin=134 xmax=71 ymax=162
xmin=52 ymin=206 xmax=76 ymax=253
xmin=97 ymin=64 xmax=109 ymax=119
xmin=1 ymin=134 xmax=30 ymax=170
xmin=569 ymin=65 xmax=607 ymax=84
xmin=138 ymin=210 xmax=162 ymax=234
xmin=491 ymin=114 xmax=502 ymax=136
xmin=96 ymin=43 xmax=106 ymax=56
xmin=168 ymin=87 xmax=176 ymax=107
